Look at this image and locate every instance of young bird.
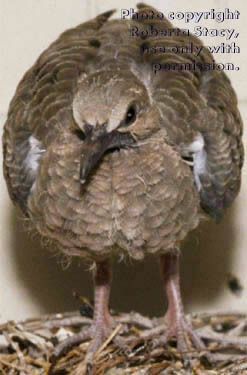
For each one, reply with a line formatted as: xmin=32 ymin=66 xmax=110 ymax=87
xmin=3 ymin=2 xmax=244 ymax=370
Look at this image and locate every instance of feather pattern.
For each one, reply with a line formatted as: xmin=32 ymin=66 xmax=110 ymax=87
xmin=3 ymin=4 xmax=244 ymax=258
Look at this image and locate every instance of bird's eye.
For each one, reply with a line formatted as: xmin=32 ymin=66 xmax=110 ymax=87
xmin=125 ymin=105 xmax=136 ymax=126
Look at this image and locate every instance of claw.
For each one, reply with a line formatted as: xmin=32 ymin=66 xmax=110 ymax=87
xmin=86 ymin=362 xmax=93 ymax=375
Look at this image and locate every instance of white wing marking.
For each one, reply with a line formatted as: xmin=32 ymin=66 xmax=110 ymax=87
xmin=24 ymin=136 xmax=45 ymax=191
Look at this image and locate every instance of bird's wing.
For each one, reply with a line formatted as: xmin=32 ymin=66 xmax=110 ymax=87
xmin=3 ymin=3 xmax=244 ymax=221
xmin=195 ymin=70 xmax=243 ymax=220
xmin=2 ymin=9 xmax=115 ymax=214
xmin=134 ymin=3 xmax=244 ymax=221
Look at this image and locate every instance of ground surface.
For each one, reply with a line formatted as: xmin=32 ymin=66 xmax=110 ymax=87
xmin=1 ymin=300 xmax=247 ymax=374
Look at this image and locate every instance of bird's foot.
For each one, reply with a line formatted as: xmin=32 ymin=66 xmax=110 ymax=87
xmin=153 ymin=253 xmax=212 ymax=364
xmin=155 ymin=315 xmax=206 ymax=358
xmin=141 ymin=314 xmax=210 ymax=363
xmin=49 ymin=259 xmax=133 ymax=374
xmin=50 ymin=318 xmax=130 ymax=374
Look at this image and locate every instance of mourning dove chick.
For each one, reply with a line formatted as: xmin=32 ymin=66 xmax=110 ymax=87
xmin=3 ymin=2 xmax=244 ymax=369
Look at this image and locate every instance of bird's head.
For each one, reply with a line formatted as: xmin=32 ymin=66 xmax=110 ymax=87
xmin=72 ymin=70 xmax=160 ymax=183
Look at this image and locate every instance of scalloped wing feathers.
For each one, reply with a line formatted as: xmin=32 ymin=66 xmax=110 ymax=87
xmin=2 ymin=4 xmax=244 ymax=258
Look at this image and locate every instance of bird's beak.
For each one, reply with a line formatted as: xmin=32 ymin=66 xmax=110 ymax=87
xmin=80 ymin=129 xmax=135 ymax=184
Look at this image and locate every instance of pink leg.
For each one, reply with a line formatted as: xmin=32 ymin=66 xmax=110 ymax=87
xmin=87 ymin=259 xmax=114 ymax=353
xmin=52 ymin=259 xmax=115 ymax=362
xmin=159 ymin=251 xmax=205 ymax=356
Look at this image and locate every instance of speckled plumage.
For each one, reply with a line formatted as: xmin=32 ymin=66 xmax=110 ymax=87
xmin=2 ymin=3 xmax=244 ymax=366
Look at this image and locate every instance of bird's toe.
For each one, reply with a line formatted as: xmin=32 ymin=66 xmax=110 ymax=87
xmin=140 ymin=315 xmax=208 ymax=361
xmin=49 ymin=319 xmax=132 ymax=374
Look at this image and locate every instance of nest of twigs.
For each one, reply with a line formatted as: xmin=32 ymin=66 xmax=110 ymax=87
xmin=1 ymin=299 xmax=247 ymax=375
